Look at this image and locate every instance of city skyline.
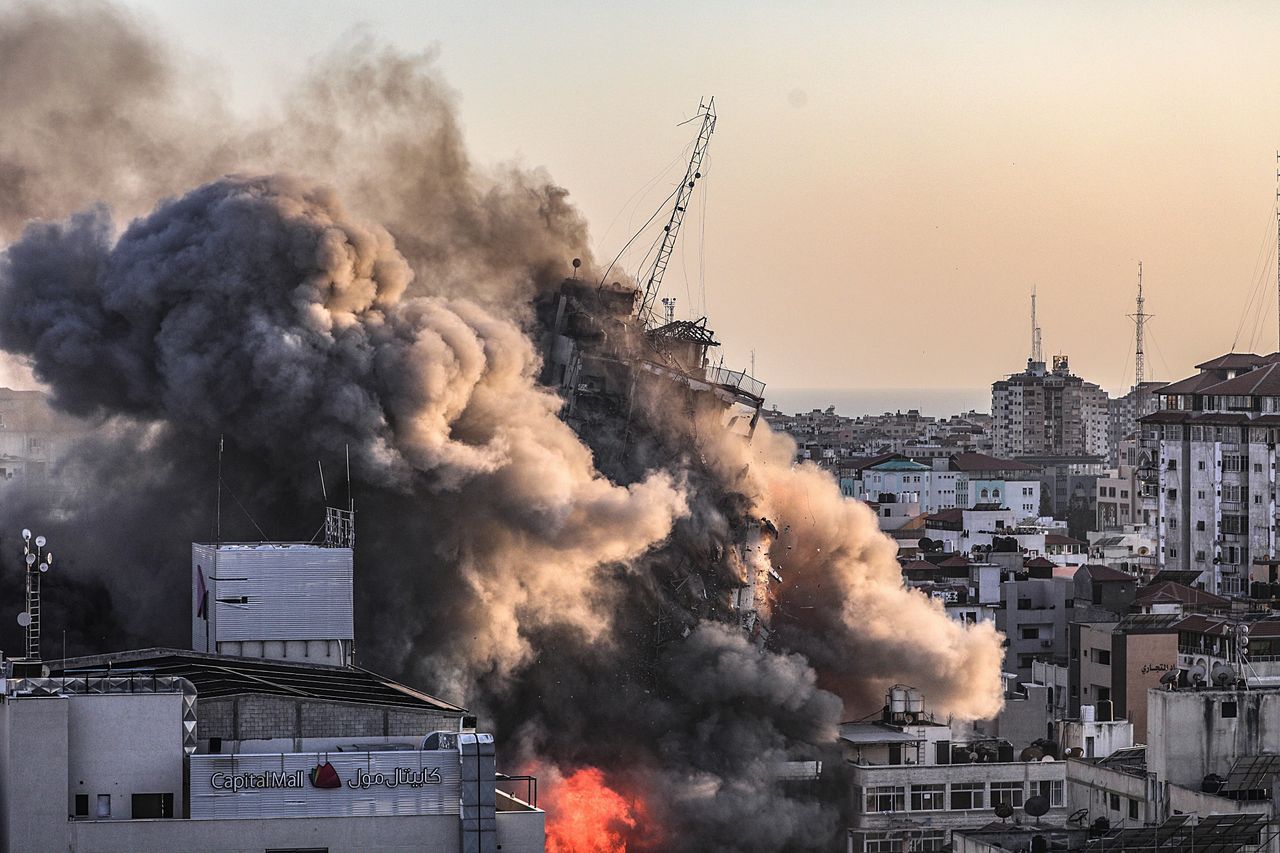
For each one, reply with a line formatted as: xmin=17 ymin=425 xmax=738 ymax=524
xmin=100 ymin=0 xmax=1280 ymax=394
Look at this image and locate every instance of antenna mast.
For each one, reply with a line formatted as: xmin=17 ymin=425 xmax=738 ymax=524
xmin=1128 ymin=261 xmax=1150 ymax=387
xmin=637 ymin=97 xmax=716 ymax=328
xmin=1030 ymin=288 xmax=1043 ymax=364
xmin=1275 ymin=150 xmax=1279 ymax=350
xmin=17 ymin=529 xmax=52 ymax=660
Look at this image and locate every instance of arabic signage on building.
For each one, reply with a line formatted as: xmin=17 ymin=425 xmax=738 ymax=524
xmin=190 ymin=750 xmax=460 ymax=819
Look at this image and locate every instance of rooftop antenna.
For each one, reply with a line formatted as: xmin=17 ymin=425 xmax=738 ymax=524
xmin=1275 ymin=150 xmax=1280 ymax=350
xmin=571 ymin=257 xmax=581 ymax=280
xmin=318 ymin=460 xmax=328 ymax=502
xmin=345 ymin=443 xmax=352 ymax=514
xmin=637 ymin=97 xmax=716 ymax=328
xmin=1127 ymin=261 xmax=1151 ymax=387
xmin=16 ymin=529 xmax=52 ymax=660
xmin=215 ymin=435 xmax=224 ymax=544
xmin=1030 ymin=287 xmax=1043 ymax=364
xmin=661 ymin=297 xmax=676 ymax=325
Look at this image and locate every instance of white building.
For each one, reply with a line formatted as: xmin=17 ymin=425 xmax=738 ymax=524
xmin=843 ymin=688 xmax=1068 ymax=853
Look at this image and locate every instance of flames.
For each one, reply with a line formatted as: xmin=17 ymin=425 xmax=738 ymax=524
xmin=545 ymin=767 xmax=648 ymax=853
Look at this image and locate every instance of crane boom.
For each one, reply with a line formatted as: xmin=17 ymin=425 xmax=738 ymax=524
xmin=637 ymin=97 xmax=716 ymax=328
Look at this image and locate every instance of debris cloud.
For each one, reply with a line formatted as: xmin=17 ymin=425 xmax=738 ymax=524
xmin=0 ymin=4 xmax=1004 ymax=850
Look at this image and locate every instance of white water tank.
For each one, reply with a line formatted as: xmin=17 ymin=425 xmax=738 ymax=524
xmin=1081 ymin=704 xmax=1096 ymax=723
xmin=889 ymin=686 xmax=909 ymax=714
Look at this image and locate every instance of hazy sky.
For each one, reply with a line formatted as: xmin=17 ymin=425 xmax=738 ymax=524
xmin=113 ymin=1 xmax=1280 ymax=394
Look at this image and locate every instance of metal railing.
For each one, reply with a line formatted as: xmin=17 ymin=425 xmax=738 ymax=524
xmin=707 ymin=366 xmax=766 ymax=399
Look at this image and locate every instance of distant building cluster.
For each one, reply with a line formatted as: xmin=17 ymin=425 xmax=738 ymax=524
xmin=776 ymin=345 xmax=1280 ymax=853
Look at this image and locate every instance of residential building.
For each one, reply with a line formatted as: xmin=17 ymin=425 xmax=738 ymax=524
xmin=843 ymin=688 xmax=1067 ymax=853
xmin=992 ymin=355 xmax=1109 ymax=460
xmin=1140 ymin=351 xmax=1280 ymax=594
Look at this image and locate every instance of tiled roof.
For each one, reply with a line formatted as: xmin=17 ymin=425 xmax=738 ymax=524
xmin=1045 ymin=533 xmax=1087 ymax=547
xmin=1159 ymin=372 xmax=1229 ymax=396
xmin=869 ymin=458 xmax=932 ymax=472
xmin=1135 ymin=581 xmax=1229 ymax=610
xmin=937 ymin=555 xmax=972 ymax=568
xmin=1199 ymin=362 xmax=1280 ymax=397
xmin=1079 ymin=564 xmax=1135 ymax=582
xmin=1193 ymin=353 xmax=1273 ymax=370
xmin=1024 ymin=556 xmax=1056 ymax=569
xmin=1140 ymin=410 xmax=1191 ymax=424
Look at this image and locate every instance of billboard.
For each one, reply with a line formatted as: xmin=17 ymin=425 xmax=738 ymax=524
xmin=189 ymin=750 xmax=461 ymax=819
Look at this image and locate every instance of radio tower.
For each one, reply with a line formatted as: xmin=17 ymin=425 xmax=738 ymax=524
xmin=1128 ymin=262 xmax=1150 ymax=387
xmin=1030 ymin=288 xmax=1043 ymax=364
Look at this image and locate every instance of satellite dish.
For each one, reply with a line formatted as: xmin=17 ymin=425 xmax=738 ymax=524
xmin=16 ymin=612 xmax=30 ymax=627
xmin=1068 ymin=808 xmax=1090 ymax=825
xmin=43 ymin=553 xmax=51 ymax=565
xmin=24 ymin=553 xmax=35 ymax=566
xmin=21 ymin=529 xmax=30 ymax=541
xmin=38 ymin=562 xmax=48 ymax=573
xmin=1025 ymin=796 xmax=1051 ymax=818
xmin=34 ymin=536 xmax=45 ymax=548
xmin=1160 ymin=669 xmax=1181 ymax=686
xmin=995 ymin=802 xmax=1015 ymax=819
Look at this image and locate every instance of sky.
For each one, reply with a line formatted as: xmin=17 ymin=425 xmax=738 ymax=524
xmin=105 ymin=2 xmax=1280 ymax=394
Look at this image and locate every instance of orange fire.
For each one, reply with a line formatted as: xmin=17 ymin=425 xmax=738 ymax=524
xmin=545 ymin=767 xmax=646 ymax=853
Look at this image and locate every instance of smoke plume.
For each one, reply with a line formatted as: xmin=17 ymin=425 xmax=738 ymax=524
xmin=0 ymin=3 xmax=1004 ymax=850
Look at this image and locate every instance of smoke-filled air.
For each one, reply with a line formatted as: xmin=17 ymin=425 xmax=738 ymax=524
xmin=0 ymin=3 xmax=1003 ymax=850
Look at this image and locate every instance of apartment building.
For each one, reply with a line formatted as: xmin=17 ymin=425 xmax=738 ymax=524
xmin=1141 ymin=352 xmax=1280 ymax=594
xmin=992 ymin=355 xmax=1109 ymax=460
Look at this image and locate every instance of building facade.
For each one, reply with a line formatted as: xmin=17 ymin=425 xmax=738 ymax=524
xmin=992 ymin=356 xmax=1109 ymax=460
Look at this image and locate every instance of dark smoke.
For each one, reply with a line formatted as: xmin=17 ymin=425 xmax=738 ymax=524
xmin=0 ymin=4 xmax=1003 ymax=851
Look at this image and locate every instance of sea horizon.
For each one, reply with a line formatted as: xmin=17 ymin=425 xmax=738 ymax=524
xmin=764 ymin=386 xmax=991 ymax=419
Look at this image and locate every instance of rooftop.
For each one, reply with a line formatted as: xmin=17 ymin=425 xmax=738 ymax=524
xmin=52 ymin=648 xmax=466 ymax=713
xmin=948 ymin=452 xmax=1040 ymax=473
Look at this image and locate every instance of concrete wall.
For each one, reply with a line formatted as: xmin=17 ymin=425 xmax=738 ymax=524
xmin=1 ymin=696 xmax=70 ymax=853
xmin=1114 ymin=632 xmax=1177 ymax=742
xmin=67 ymin=693 xmax=185 ymax=820
xmin=1147 ymin=687 xmax=1280 ymax=787
xmin=198 ymin=694 xmax=460 ymax=753
xmin=67 ymin=810 xmax=544 ymax=852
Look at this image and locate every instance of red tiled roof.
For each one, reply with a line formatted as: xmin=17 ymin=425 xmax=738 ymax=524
xmin=1024 ymin=556 xmax=1056 ymax=569
xmin=1199 ymin=362 xmax=1280 ymax=397
xmin=1194 ymin=353 xmax=1273 ymax=371
xmin=1159 ymin=372 xmax=1230 ymax=396
xmin=1135 ymin=581 xmax=1229 ymax=609
xmin=1045 ymin=533 xmax=1087 ymax=546
xmin=1140 ymin=410 xmax=1191 ymax=424
xmin=937 ymin=555 xmax=972 ymax=568
xmin=1079 ymin=564 xmax=1135 ymax=582
xmin=927 ymin=508 xmax=964 ymax=524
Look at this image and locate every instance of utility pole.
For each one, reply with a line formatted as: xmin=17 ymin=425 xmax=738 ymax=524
xmin=637 ymin=98 xmax=716 ymax=328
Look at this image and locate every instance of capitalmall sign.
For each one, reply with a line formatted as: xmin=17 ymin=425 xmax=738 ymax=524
xmin=190 ymin=750 xmax=464 ymax=819
xmin=210 ymin=765 xmax=443 ymax=792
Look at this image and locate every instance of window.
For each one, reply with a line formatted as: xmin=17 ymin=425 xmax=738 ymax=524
xmin=1168 ymin=489 xmax=1177 ymax=499
xmin=950 ymin=782 xmax=986 ymax=810
xmin=1095 ymin=649 xmax=1111 ymax=665
xmin=1098 ymin=687 xmax=1111 ymax=701
xmin=1225 ymin=455 xmax=1245 ymax=472
xmin=1198 ymin=460 xmax=1206 ymax=470
xmin=74 ymin=794 xmax=88 ymax=817
xmin=130 ymin=793 xmax=173 ymax=819
xmin=1036 ymin=780 xmax=1065 ymax=806
xmin=96 ymin=795 xmax=111 ymax=819
xmin=1109 ymin=793 xmax=1120 ymax=811
xmin=866 ymin=786 xmax=905 ymax=812
xmin=1129 ymin=798 xmax=1139 ymax=820
xmin=1017 ymin=598 xmax=1032 ymax=610
xmin=1196 ymin=520 xmax=1205 ymax=531
xmin=1167 ymin=459 xmax=1177 ymax=471
xmin=991 ymin=782 xmax=1025 ymax=808
xmin=911 ymin=784 xmax=946 ymax=811
xmin=1021 ymin=627 xmax=1039 ymax=640
xmin=1121 ymin=490 xmax=1128 ymax=498
xmin=1257 ymin=463 xmax=1265 ymax=473
xmin=1222 ymin=701 xmax=1238 ymax=719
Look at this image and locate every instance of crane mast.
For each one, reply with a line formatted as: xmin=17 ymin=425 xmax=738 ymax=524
xmin=637 ymin=97 xmax=716 ymax=328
